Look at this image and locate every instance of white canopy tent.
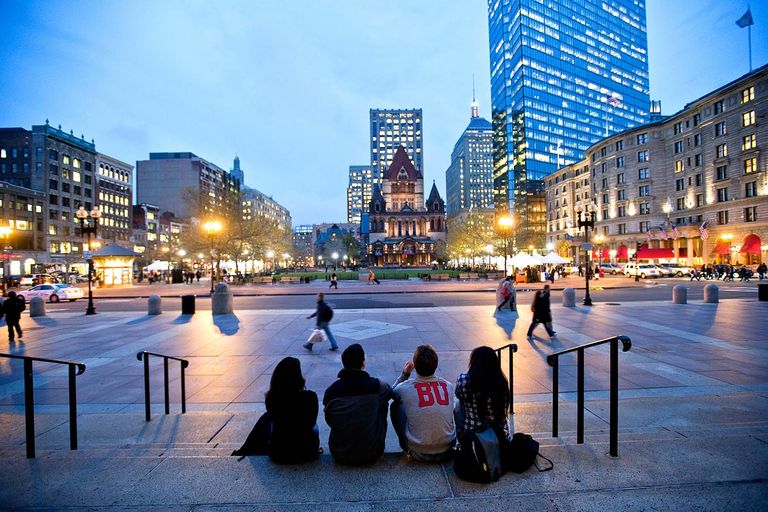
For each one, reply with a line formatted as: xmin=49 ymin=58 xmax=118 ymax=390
xmin=541 ymin=251 xmax=570 ymax=264
xmin=144 ymin=260 xmax=170 ymax=271
xmin=510 ymin=252 xmax=540 ymax=267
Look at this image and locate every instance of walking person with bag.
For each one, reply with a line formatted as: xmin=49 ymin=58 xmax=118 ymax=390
xmin=304 ymin=292 xmax=339 ymax=351
xmin=495 ymin=277 xmax=516 ymax=312
xmin=329 ymin=272 xmax=338 ymax=289
xmin=2 ymin=291 xmax=25 ymax=341
xmin=527 ymin=284 xmax=556 ymax=341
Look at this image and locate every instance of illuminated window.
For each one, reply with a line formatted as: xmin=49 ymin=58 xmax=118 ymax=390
xmin=674 ymin=160 xmax=683 ymax=173
xmin=744 ymin=157 xmax=757 ymax=174
xmin=72 ymin=171 xmax=81 ymax=182
xmin=742 ymin=111 xmax=755 ymax=127
xmin=73 ymin=158 xmax=80 ymax=168
xmin=742 ymin=134 xmax=755 ymax=151
xmin=741 ymin=86 xmax=754 ymax=103
xmin=715 ymin=144 xmax=728 ymax=158
xmin=0 ymin=149 xmax=5 ymax=158
xmin=63 ymin=155 xmax=70 ymax=165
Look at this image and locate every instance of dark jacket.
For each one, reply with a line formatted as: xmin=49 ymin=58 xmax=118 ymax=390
xmin=2 ymin=297 xmax=26 ymax=322
xmin=266 ymin=389 xmax=320 ymax=464
xmin=532 ymin=290 xmax=552 ymax=323
xmin=308 ymin=300 xmax=333 ymax=327
xmin=323 ymin=369 xmax=392 ymax=464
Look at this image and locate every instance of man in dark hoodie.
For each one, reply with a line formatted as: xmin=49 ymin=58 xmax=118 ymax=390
xmin=2 ymin=291 xmax=25 ymax=341
xmin=323 ymin=343 xmax=392 ymax=464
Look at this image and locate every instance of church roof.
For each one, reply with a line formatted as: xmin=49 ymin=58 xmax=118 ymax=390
xmin=386 ymin=146 xmax=421 ymax=181
xmin=426 ymin=181 xmax=443 ymax=203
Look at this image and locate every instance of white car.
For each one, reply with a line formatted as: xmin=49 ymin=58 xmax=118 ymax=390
xmin=659 ymin=263 xmax=693 ymax=277
xmin=17 ymin=284 xmax=84 ymax=303
xmin=622 ymin=263 xmax=661 ymax=278
xmin=654 ymin=265 xmax=673 ymax=277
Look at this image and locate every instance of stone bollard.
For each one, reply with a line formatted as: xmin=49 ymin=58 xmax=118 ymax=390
xmin=672 ymin=285 xmax=687 ymax=304
xmin=562 ymin=287 xmax=576 ymax=307
xmin=703 ymin=283 xmax=719 ymax=304
xmin=148 ymin=294 xmax=162 ymax=315
xmin=29 ymin=296 xmax=46 ymax=317
xmin=211 ymin=282 xmax=234 ymax=315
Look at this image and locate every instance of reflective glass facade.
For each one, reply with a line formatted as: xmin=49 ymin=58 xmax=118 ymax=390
xmin=488 ymin=0 xmax=650 ymax=247
xmin=370 ymin=109 xmax=423 ymax=184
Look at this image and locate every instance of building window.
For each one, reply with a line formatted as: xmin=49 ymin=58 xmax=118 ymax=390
xmin=602 ymin=193 xmax=608 ymax=204
xmin=618 ymin=223 xmax=627 ymax=234
xmin=72 ymin=171 xmax=81 ymax=182
xmin=696 ymin=194 xmax=704 ymax=207
xmin=693 ymin=133 xmax=702 ymax=147
xmin=617 ymin=173 xmax=625 ymax=184
xmin=636 ymin=133 xmax=647 ymax=144
xmin=674 ymin=140 xmax=683 ymax=154
xmin=744 ymin=157 xmax=757 ymax=174
xmin=617 ymin=189 xmax=626 ymax=200
xmin=49 ymin=194 xmax=58 ymax=205
xmin=745 ymin=207 xmax=757 ymax=222
xmin=600 ymin=147 xmax=607 ymax=157
xmin=639 ymin=185 xmax=650 ymax=197
xmin=717 ymin=210 xmax=729 ymax=225
xmin=601 ymin=163 xmax=606 ymax=173
xmin=674 ymin=122 xmax=683 ymax=134
xmin=676 ymin=178 xmax=685 ymax=191
xmin=639 ymin=221 xmax=649 ymax=232
xmin=616 ymin=156 xmax=625 ymax=168
xmin=714 ymin=100 xmax=724 ymax=114
xmin=72 ymin=158 xmax=80 ymax=169
xmin=640 ymin=202 xmax=650 ymax=215
xmin=716 ymin=165 xmax=728 ymax=180
xmin=49 ymin=179 xmax=58 ymax=189
xmin=601 ymin=178 xmax=608 ymax=188
xmin=638 ymin=168 xmax=649 ymax=180
xmin=695 ymin=173 xmax=703 ymax=186
xmin=716 ymin=187 xmax=729 ymax=202
xmin=61 ymin=183 xmax=70 ymax=193
xmin=742 ymin=134 xmax=756 ymax=151
xmin=602 ymin=209 xmax=608 ymax=221
xmin=715 ymin=121 xmax=727 ymax=137
xmin=715 ymin=143 xmax=728 ymax=158
xmin=616 ymin=140 xmax=624 ymax=151
xmin=695 ymin=154 xmax=703 ymax=166
xmin=742 ymin=111 xmax=755 ymax=127
xmin=741 ymin=86 xmax=754 ymax=103
xmin=674 ymin=160 xmax=684 ymax=173
xmin=676 ymin=197 xmax=685 ymax=210
xmin=746 ymin=181 xmax=757 ymax=198
xmin=0 ymin=149 xmax=5 ymax=158
xmin=617 ymin=206 xmax=626 ymax=217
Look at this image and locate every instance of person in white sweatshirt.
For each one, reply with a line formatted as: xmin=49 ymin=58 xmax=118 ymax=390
xmin=390 ymin=344 xmax=456 ymax=461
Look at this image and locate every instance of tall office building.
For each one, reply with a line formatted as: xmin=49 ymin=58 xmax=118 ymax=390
xmin=488 ymin=0 xmax=650 ymax=247
xmin=370 ymin=109 xmax=423 ymax=184
xmin=445 ymin=100 xmax=494 ymax=217
xmin=346 ymin=165 xmax=372 ymax=224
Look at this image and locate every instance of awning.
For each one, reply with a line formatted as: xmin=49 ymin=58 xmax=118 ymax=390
xmin=617 ymin=245 xmax=628 ymax=259
xmin=739 ymin=234 xmax=762 ymax=254
xmin=637 ymin=247 xmax=674 ymax=259
xmin=712 ymin=239 xmax=731 ymax=255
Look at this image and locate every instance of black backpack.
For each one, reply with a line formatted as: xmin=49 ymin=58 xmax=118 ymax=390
xmin=453 ymin=427 xmax=502 ymax=483
xmin=508 ymin=433 xmax=553 ymax=473
xmin=319 ymin=302 xmax=333 ymax=322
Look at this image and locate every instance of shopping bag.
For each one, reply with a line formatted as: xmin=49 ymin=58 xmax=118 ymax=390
xmin=307 ymin=328 xmax=327 ymax=344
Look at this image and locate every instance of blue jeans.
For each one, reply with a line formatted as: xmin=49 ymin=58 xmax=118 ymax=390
xmin=318 ymin=321 xmax=338 ymax=349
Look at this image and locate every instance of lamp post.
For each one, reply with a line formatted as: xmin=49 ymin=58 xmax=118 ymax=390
xmin=202 ymin=220 xmax=222 ymax=294
xmin=576 ymin=208 xmax=596 ymax=306
xmin=0 ymin=226 xmax=12 ymax=294
xmin=331 ymin=251 xmax=339 ymax=271
xmin=497 ymin=214 xmax=513 ymax=276
xmin=76 ymin=206 xmax=101 ymax=315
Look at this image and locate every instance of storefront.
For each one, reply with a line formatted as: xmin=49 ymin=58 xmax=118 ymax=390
xmin=91 ymin=243 xmax=137 ymax=286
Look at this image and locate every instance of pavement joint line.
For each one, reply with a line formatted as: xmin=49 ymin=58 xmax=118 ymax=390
xmin=206 ymin=414 xmax=235 ymax=444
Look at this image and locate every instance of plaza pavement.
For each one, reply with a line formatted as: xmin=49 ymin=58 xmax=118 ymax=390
xmin=0 ymin=283 xmax=766 ymax=510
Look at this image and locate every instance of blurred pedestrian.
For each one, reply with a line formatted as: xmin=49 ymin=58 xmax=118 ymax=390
xmin=527 ymin=284 xmax=556 ymax=341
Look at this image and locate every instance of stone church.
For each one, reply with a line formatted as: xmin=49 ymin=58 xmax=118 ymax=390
xmin=368 ymin=146 xmax=446 ymax=266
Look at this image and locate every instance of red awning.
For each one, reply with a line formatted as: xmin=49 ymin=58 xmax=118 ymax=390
xmin=712 ymin=240 xmax=731 ymax=255
xmin=617 ymin=245 xmax=628 ymax=259
xmin=739 ymin=234 xmax=762 ymax=254
xmin=601 ymin=247 xmax=610 ymax=259
xmin=637 ymin=247 xmax=674 ymax=259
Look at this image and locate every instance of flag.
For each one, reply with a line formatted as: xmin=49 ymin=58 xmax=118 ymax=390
xmin=671 ymin=225 xmax=680 ymax=240
xmin=736 ymin=8 xmax=753 ymax=28
xmin=605 ymin=94 xmax=621 ymax=107
xmin=699 ymin=222 xmax=709 ymax=241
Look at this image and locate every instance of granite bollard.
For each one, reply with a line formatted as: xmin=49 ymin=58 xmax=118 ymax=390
xmin=703 ymin=283 xmax=719 ymax=303
xmin=211 ymin=282 xmax=233 ymax=315
xmin=672 ymin=285 xmax=687 ymax=304
xmin=148 ymin=294 xmax=162 ymax=315
xmin=562 ymin=287 xmax=576 ymax=307
xmin=29 ymin=296 xmax=46 ymax=317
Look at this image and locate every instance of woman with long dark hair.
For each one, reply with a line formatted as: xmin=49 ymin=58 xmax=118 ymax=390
xmin=455 ymin=346 xmax=510 ymax=439
xmin=233 ymin=357 xmax=320 ymax=463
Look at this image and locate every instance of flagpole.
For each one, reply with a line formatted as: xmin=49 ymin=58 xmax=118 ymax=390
xmin=748 ymin=24 xmax=752 ymax=72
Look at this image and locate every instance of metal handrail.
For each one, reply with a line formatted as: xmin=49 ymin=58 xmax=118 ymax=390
xmin=0 ymin=353 xmax=86 ymax=458
xmin=136 ymin=351 xmax=189 ymax=421
xmin=494 ymin=343 xmax=518 ymax=414
xmin=546 ymin=335 xmax=632 ymax=457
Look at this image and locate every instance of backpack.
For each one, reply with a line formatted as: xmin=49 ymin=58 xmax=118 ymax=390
xmin=319 ymin=302 xmax=333 ymax=322
xmin=453 ymin=427 xmax=502 ymax=483
xmin=507 ymin=433 xmax=553 ymax=473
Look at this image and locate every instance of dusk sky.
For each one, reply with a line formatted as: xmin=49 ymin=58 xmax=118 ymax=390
xmin=1 ymin=1 xmax=766 ymax=226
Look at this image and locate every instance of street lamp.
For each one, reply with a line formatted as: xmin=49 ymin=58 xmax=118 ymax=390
xmin=576 ymin=207 xmax=596 ymax=306
xmin=76 ymin=205 xmax=101 ymax=315
xmin=331 ymin=251 xmax=339 ymax=270
xmin=202 ymin=220 xmax=223 ymax=294
xmin=266 ymin=250 xmax=275 ymax=272
xmin=0 ymin=226 xmax=12 ymax=294
xmin=497 ymin=214 xmax=513 ymax=276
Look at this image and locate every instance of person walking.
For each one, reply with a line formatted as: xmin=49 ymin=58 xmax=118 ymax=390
xmin=329 ymin=272 xmax=338 ymax=289
xmin=495 ymin=277 xmax=516 ymax=312
xmin=368 ymin=268 xmax=380 ymax=285
xmin=2 ymin=291 xmax=25 ymax=341
xmin=527 ymin=284 xmax=556 ymax=341
xmin=757 ymin=262 xmax=767 ymax=280
xmin=304 ymin=292 xmax=339 ymax=351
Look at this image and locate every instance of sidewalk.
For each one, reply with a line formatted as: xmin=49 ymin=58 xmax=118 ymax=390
xmin=0 ymin=296 xmax=766 ymax=509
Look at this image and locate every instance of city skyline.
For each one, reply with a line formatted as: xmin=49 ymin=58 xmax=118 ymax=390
xmin=0 ymin=0 xmax=766 ymax=225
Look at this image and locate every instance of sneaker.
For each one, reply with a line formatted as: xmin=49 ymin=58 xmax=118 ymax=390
xmin=329 ymin=346 xmax=338 ymax=351
xmin=303 ymin=343 xmax=313 ymax=351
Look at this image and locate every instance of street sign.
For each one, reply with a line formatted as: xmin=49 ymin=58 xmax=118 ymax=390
xmin=581 ymin=243 xmax=593 ymax=251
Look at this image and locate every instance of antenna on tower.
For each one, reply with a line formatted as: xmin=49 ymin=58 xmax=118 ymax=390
xmin=471 ymin=74 xmax=479 ymax=119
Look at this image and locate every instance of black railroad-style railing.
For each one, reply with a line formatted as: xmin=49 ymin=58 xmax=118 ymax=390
xmin=546 ymin=335 xmax=632 ymax=457
xmin=136 ymin=351 xmax=189 ymax=421
xmin=494 ymin=343 xmax=518 ymax=414
xmin=0 ymin=353 xmax=86 ymax=458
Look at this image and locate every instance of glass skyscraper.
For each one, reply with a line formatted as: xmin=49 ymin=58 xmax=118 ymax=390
xmin=370 ymin=109 xmax=423 ymax=184
xmin=488 ymin=0 xmax=650 ymax=247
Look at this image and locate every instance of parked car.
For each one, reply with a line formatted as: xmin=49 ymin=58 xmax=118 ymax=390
xmin=658 ymin=263 xmax=693 ymax=277
xmin=599 ymin=263 xmax=621 ymax=275
xmin=654 ymin=265 xmax=673 ymax=277
xmin=19 ymin=273 xmax=57 ymax=287
xmin=17 ymin=283 xmax=84 ymax=303
xmin=622 ymin=263 xmax=661 ymax=278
